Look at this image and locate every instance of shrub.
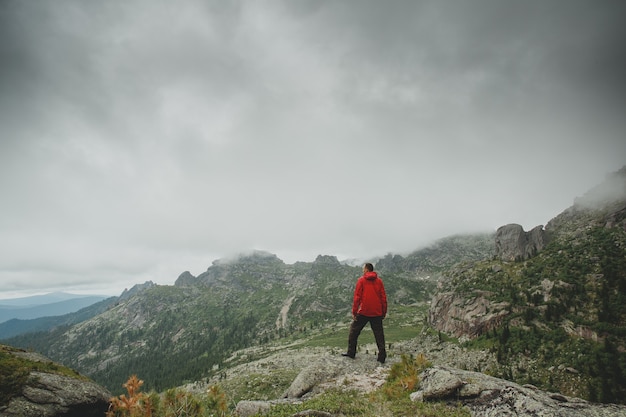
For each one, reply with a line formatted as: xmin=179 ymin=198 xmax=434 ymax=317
xmin=107 ymin=375 xmax=152 ymax=417
xmin=0 ymin=351 xmax=30 ymax=406
xmin=382 ymin=353 xmax=431 ymax=400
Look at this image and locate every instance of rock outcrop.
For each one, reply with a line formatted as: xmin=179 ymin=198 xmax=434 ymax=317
xmin=282 ymin=354 xmax=384 ymax=399
xmin=495 ymin=223 xmax=549 ymax=261
xmin=234 ymin=351 xmax=389 ymax=416
xmin=174 ymin=270 xmax=197 ymax=287
xmin=428 ymin=291 xmax=510 ymax=338
xmin=119 ymin=280 xmax=156 ymax=301
xmin=0 ymin=347 xmax=111 ymax=417
xmin=411 ymin=366 xmax=626 ymax=417
xmin=232 ymin=347 xmax=625 ymax=417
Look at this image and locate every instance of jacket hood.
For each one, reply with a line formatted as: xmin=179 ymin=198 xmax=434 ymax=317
xmin=363 ymin=271 xmax=378 ymax=280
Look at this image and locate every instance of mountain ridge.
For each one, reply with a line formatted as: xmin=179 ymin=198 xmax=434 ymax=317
xmin=2 ymin=166 xmax=625 ymax=414
xmin=0 ymin=296 xmax=117 ymax=339
xmin=429 ymin=166 xmax=626 ymax=402
xmin=0 ymin=291 xmax=106 ymax=307
xmin=0 ymin=295 xmax=108 ymax=324
xmin=3 ymin=233 xmax=493 ymax=394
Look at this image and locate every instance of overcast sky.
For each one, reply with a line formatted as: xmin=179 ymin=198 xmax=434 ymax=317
xmin=1 ymin=0 xmax=625 ymax=298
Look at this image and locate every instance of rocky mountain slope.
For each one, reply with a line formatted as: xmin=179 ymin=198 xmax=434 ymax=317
xmin=0 ymin=344 xmax=110 ymax=417
xmin=182 ymin=332 xmax=626 ymax=417
xmin=4 ymin=234 xmax=493 ymax=395
xmin=2 ymin=166 xmax=625 ymax=415
xmin=429 ymin=166 xmax=626 ymax=403
xmin=0 ymin=296 xmax=118 ymax=339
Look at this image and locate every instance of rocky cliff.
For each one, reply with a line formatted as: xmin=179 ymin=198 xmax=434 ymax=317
xmin=0 ymin=345 xmax=111 ymax=417
xmin=495 ymin=223 xmax=549 ymax=261
xmin=428 ymin=290 xmax=510 ymax=339
xmin=431 ymin=167 xmax=626 ymax=342
xmin=413 ymin=366 xmax=626 ymax=417
xmin=427 ymin=166 xmax=626 ymax=402
xmin=4 ymin=167 xmax=624 ymax=413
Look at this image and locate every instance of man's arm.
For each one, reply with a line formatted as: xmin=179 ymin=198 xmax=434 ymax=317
xmin=379 ymin=280 xmax=388 ymax=318
xmin=352 ymin=279 xmax=363 ymax=318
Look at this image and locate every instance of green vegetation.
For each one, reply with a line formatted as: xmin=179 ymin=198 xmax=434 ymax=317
xmin=5 ymin=254 xmax=438 ymax=395
xmin=381 ymin=353 xmax=430 ymax=399
xmin=106 ymin=375 xmax=228 ymax=417
xmin=0 ymin=344 xmax=87 ymax=406
xmin=290 ymin=304 xmax=427 ymax=350
xmin=458 ymin=222 xmax=626 ymax=403
xmin=7 ymin=283 xmax=288 ymax=394
xmin=260 ymin=384 xmax=470 ymax=417
xmin=213 ymin=368 xmax=298 ymax=404
xmin=0 ymin=347 xmax=29 ymax=406
xmin=4 ymin=189 xmax=626 ymax=410
xmin=107 ymin=354 xmax=471 ymax=417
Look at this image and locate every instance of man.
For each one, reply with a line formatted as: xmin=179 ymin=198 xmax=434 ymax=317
xmin=342 ymin=262 xmax=387 ymax=364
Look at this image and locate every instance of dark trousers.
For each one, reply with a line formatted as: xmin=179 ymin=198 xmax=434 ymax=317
xmin=347 ymin=314 xmax=386 ymax=362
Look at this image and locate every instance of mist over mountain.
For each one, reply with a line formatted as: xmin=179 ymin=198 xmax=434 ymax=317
xmin=3 ymin=236 xmax=493 ymax=394
xmin=430 ymin=166 xmax=626 ymax=403
xmin=2 ymin=166 xmax=625 ymax=412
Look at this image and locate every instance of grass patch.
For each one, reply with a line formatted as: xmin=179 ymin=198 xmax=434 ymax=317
xmin=1 ymin=344 xmax=88 ymax=406
xmin=214 ymin=368 xmax=299 ymax=403
xmin=260 ymin=388 xmax=375 ymax=417
xmin=107 ymin=351 xmax=473 ymax=416
xmin=293 ymin=304 xmax=428 ymax=350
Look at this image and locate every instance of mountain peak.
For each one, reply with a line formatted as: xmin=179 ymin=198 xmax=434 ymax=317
xmin=119 ymin=281 xmax=156 ymax=301
xmin=313 ymin=255 xmax=340 ymax=265
xmin=574 ymin=165 xmax=626 ymax=210
xmin=546 ymin=166 xmax=626 ymax=239
xmin=174 ymin=271 xmax=196 ymax=287
xmin=211 ymin=250 xmax=283 ymax=266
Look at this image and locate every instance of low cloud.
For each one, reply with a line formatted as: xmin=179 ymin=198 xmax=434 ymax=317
xmin=1 ymin=0 xmax=624 ymax=297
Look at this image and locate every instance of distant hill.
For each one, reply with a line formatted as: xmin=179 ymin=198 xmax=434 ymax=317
xmin=0 ymin=293 xmax=108 ymax=324
xmin=4 ymin=235 xmax=493 ymax=395
xmin=0 ymin=291 xmax=100 ymax=306
xmin=0 ymin=296 xmax=118 ymax=339
xmin=4 ymin=167 xmax=624 ymax=406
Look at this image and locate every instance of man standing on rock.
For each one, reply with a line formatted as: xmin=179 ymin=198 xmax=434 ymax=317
xmin=343 ymin=262 xmax=387 ymax=364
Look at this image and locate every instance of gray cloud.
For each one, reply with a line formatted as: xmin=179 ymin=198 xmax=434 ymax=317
xmin=1 ymin=0 xmax=625 ymax=297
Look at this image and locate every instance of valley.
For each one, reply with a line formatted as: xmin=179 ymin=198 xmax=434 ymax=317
xmin=2 ymin=167 xmax=625 ymax=416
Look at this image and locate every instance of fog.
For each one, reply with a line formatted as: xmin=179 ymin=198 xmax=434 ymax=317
xmin=1 ymin=0 xmax=625 ymax=297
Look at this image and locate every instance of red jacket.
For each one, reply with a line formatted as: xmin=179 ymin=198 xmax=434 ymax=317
xmin=352 ymin=271 xmax=387 ymax=317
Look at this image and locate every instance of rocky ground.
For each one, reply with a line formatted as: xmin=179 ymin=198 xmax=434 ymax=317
xmin=183 ymin=334 xmax=626 ymax=417
xmin=185 ymin=332 xmax=496 ymax=396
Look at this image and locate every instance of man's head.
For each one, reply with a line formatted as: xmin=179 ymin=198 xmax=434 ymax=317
xmin=363 ymin=263 xmax=374 ymax=272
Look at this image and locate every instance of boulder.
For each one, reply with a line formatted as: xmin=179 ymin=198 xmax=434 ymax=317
xmin=283 ymin=353 xmax=381 ymax=398
xmin=412 ymin=366 xmax=626 ymax=417
xmin=235 ymin=351 xmax=387 ymax=415
xmin=0 ymin=346 xmax=111 ymax=417
xmin=234 ymin=400 xmax=275 ymax=417
xmin=1 ymin=372 xmax=110 ymax=417
xmin=417 ymin=367 xmax=464 ymax=399
xmin=495 ymin=224 xmax=549 ymax=261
